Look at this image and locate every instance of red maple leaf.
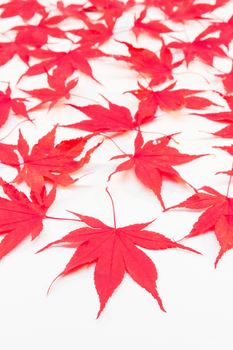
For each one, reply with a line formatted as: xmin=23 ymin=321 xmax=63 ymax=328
xmin=0 ymin=0 xmax=46 ymax=21
xmin=114 ymin=42 xmax=179 ymax=86
xmin=197 ymin=15 xmax=233 ymax=47
xmin=168 ymin=183 xmax=233 ymax=266
xmin=21 ymin=76 xmax=79 ymax=111
xmin=132 ymin=8 xmax=172 ymax=40
xmin=64 ymin=98 xmax=155 ymax=132
xmin=0 ymin=42 xmax=30 ymax=67
xmin=87 ymin=0 xmax=133 ymax=30
xmin=22 ymin=46 xmax=105 ymax=83
xmin=129 ymin=82 xmax=218 ymax=123
xmin=64 ymin=101 xmax=135 ymax=132
xmin=69 ymin=22 xmax=113 ymax=47
xmin=57 ymin=1 xmax=87 ymax=15
xmin=109 ymin=132 xmax=204 ymax=209
xmin=39 ymin=188 xmax=198 ymax=317
xmin=64 ymin=98 xmax=155 ymax=133
xmin=11 ymin=16 xmax=69 ymax=48
xmin=0 ymin=85 xmax=30 ymax=127
xmin=0 ymin=143 xmax=19 ymax=170
xmin=11 ymin=127 xmax=100 ymax=194
xmin=0 ymin=179 xmax=56 ymax=259
xmin=158 ymin=0 xmax=227 ymax=22
xmin=40 ymin=2 xmax=90 ymax=26
xmin=168 ymin=36 xmax=227 ymax=67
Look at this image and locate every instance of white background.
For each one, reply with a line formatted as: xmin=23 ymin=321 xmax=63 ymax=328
xmin=1 ymin=0 xmax=233 ymax=349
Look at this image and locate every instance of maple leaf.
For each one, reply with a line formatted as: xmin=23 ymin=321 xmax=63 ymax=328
xmin=0 ymin=0 xmax=46 ymax=21
xmin=40 ymin=189 xmax=198 ymax=316
xmin=197 ymin=15 xmax=233 ymax=47
xmin=114 ymin=42 xmax=179 ymax=87
xmin=11 ymin=127 xmax=100 ymax=194
xmin=11 ymin=16 xmax=69 ymax=48
xmin=0 ymin=179 xmax=56 ymax=259
xmin=109 ymin=132 xmax=204 ymax=209
xmin=0 ymin=42 xmax=30 ymax=67
xmin=64 ymin=97 xmax=157 ymax=133
xmin=129 ymin=82 xmax=217 ymax=122
xmin=57 ymin=1 xmax=87 ymax=16
xmin=159 ymin=0 xmax=224 ymax=22
xmin=87 ymin=0 xmax=133 ymax=30
xmin=0 ymin=85 xmax=30 ymax=127
xmin=168 ymin=184 xmax=233 ymax=266
xmin=132 ymin=8 xmax=172 ymax=40
xmin=69 ymin=22 xmax=113 ymax=47
xmin=0 ymin=143 xmax=19 ymax=170
xmin=22 ymin=46 xmax=105 ymax=83
xmin=33 ymin=1 xmax=90 ymax=27
xmin=21 ymin=77 xmax=79 ymax=111
xmin=168 ymin=36 xmax=227 ymax=67
xmin=64 ymin=100 xmax=135 ymax=133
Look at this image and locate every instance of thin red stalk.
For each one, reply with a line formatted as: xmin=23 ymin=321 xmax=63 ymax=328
xmin=226 ymin=161 xmax=233 ymax=197
xmin=173 ymin=71 xmax=210 ymax=84
xmin=99 ymin=133 xmax=129 ymax=156
xmin=73 ymin=171 xmax=94 ymax=183
xmin=105 ymin=187 xmax=117 ymax=229
xmin=0 ymin=119 xmax=35 ymax=142
xmin=45 ymin=215 xmax=81 ymax=222
xmin=69 ymin=94 xmax=100 ymax=104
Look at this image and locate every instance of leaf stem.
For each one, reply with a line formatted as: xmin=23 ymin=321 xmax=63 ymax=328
xmin=173 ymin=71 xmax=210 ymax=84
xmin=226 ymin=161 xmax=233 ymax=197
xmin=105 ymin=187 xmax=117 ymax=229
xmin=0 ymin=119 xmax=35 ymax=142
xmin=69 ymin=94 xmax=100 ymax=104
xmin=45 ymin=215 xmax=81 ymax=222
xmin=100 ymin=133 xmax=128 ymax=155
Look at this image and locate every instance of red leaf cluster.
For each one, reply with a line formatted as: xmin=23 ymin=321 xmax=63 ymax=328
xmin=0 ymin=0 xmax=233 ymax=317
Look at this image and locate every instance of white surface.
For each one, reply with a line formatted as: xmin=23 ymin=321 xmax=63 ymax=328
xmin=1 ymin=1 xmax=233 ymax=349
